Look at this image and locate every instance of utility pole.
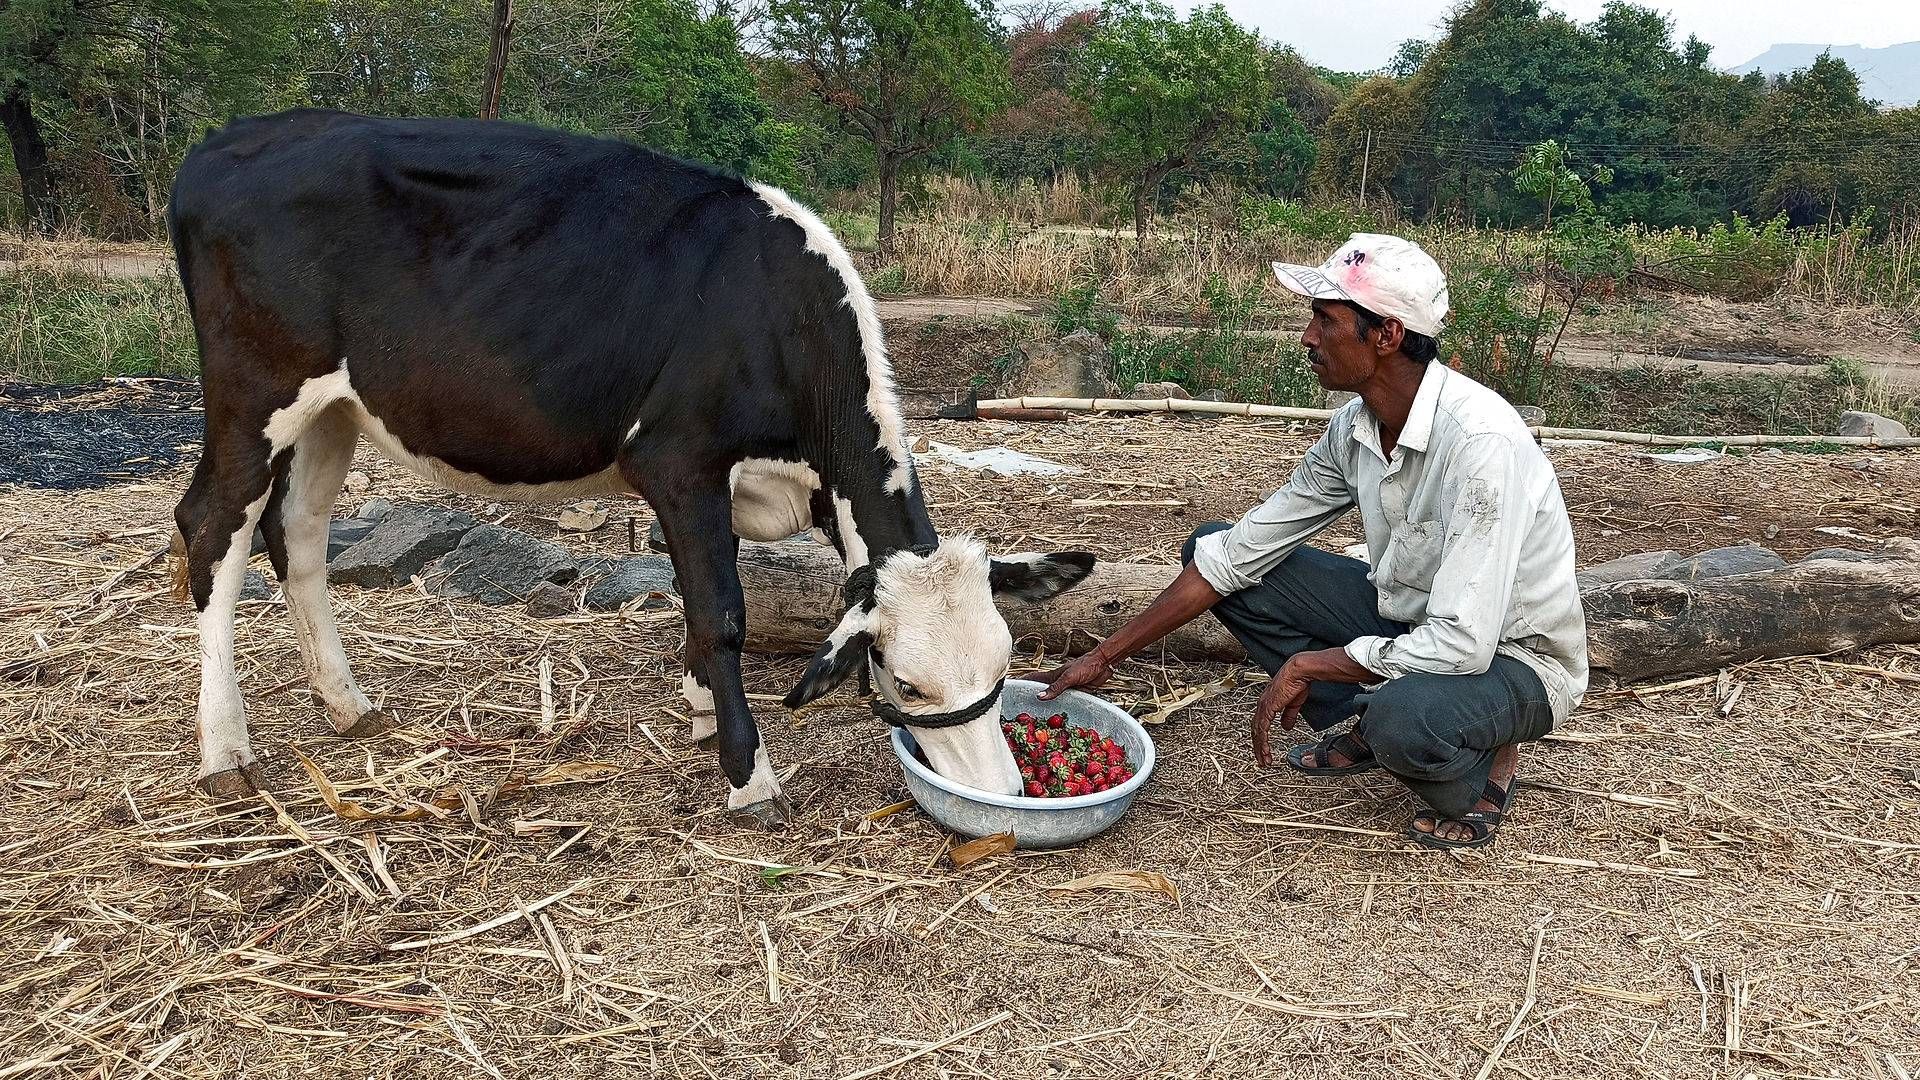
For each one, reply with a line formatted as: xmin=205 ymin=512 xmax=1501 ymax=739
xmin=1358 ymin=131 xmax=1372 ymax=208
xmin=481 ymin=0 xmax=515 ymax=120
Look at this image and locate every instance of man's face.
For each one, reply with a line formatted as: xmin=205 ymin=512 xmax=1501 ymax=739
xmin=1300 ymin=300 xmax=1381 ymax=392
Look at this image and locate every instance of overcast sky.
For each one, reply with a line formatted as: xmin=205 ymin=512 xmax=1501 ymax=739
xmin=1186 ymin=1 xmax=1920 ymax=73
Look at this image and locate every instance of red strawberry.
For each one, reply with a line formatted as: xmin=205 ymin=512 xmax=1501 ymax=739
xmin=1024 ymin=781 xmax=1045 ymax=797
xmin=1044 ymin=714 xmax=1061 ymax=729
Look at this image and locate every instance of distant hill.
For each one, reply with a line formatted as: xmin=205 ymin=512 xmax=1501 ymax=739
xmin=1730 ymin=42 xmax=1920 ymax=108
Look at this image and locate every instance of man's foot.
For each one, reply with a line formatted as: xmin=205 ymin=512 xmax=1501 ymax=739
xmin=1411 ymin=744 xmax=1519 ymax=849
xmin=1286 ymin=727 xmax=1380 ymax=775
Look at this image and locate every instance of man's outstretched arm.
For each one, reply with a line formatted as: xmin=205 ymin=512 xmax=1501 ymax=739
xmin=1032 ymin=563 xmax=1223 ymax=699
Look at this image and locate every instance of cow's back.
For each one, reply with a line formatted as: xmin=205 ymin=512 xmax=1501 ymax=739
xmin=169 ymin=111 xmax=849 ymax=487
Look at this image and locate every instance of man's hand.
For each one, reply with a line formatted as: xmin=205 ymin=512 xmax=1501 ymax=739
xmin=1018 ymin=563 xmax=1224 ymax=702
xmin=1026 ymin=650 xmax=1115 ymax=701
xmin=1250 ymin=647 xmax=1381 ymax=766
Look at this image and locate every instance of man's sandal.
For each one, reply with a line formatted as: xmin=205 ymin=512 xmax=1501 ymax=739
xmin=1410 ymin=779 xmax=1516 ymax=850
xmin=1285 ymin=730 xmax=1381 ymax=775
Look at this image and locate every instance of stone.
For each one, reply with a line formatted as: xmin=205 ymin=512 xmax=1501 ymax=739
xmin=1834 ymin=411 xmax=1912 ymax=441
xmin=328 ymin=504 xmax=480 ymax=587
xmin=558 ymin=501 xmax=610 ymax=532
xmin=343 ymin=470 xmax=371 ymax=494
xmin=325 ymin=517 xmax=379 ymax=561
xmin=1801 ymin=546 xmax=1891 ymax=563
xmin=1575 ymin=550 xmax=1683 ymax=591
xmin=1659 ymin=544 xmax=1786 ymax=581
xmin=1128 ymin=381 xmax=1190 ymax=400
xmin=239 ymin=569 xmax=274 ymax=602
xmin=584 ymin=555 xmax=679 ymax=611
xmin=1196 ymin=389 xmax=1229 ymax=402
xmin=1514 ymin=404 xmax=1546 ymax=426
xmin=428 ymin=525 xmax=579 ymax=605
xmin=1005 ymin=330 xmax=1117 ymax=399
xmin=524 ymin=580 xmax=577 ymax=618
xmin=357 ymin=498 xmax=394 ymax=522
xmin=1324 ymin=390 xmax=1359 ymax=410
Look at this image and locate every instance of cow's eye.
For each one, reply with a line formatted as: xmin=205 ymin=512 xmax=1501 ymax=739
xmin=895 ymin=679 xmax=924 ymax=702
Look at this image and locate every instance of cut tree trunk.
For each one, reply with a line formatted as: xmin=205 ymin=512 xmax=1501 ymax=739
xmin=480 ymin=0 xmax=515 ymax=119
xmin=733 ymin=540 xmax=1920 ymax=684
xmin=876 ymin=150 xmax=900 ymax=256
xmin=1 ymin=84 xmax=60 ymax=234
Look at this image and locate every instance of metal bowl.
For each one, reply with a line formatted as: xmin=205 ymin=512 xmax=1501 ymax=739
xmin=890 ymin=679 xmax=1156 ymax=850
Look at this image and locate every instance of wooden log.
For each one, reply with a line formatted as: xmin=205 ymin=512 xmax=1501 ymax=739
xmin=735 ymin=540 xmax=1920 ymax=684
xmin=1580 ymin=550 xmax=1920 ymax=680
xmin=737 ymin=541 xmax=1240 ymax=661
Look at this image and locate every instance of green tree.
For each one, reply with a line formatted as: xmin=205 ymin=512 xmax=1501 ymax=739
xmin=768 ymin=0 xmax=1012 ymax=252
xmin=2 ymin=0 xmax=291 ymax=233
xmin=625 ymin=0 xmax=770 ymax=172
xmin=1726 ymin=52 xmax=1874 ymax=225
xmin=1073 ymin=0 xmax=1267 ymax=241
xmin=1311 ymin=74 xmax=1419 ymax=205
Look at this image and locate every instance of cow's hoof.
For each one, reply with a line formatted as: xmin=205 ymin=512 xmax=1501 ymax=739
xmin=727 ymin=792 xmax=795 ymax=831
xmin=337 ymin=708 xmax=397 ymax=739
xmin=198 ymin=763 xmax=266 ymax=804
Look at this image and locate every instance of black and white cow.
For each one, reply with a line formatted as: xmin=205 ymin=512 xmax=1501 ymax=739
xmin=167 ymin=110 xmax=1093 ymax=826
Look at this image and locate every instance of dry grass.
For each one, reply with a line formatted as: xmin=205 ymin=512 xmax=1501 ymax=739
xmin=2 ymin=405 xmax=1918 ymax=1079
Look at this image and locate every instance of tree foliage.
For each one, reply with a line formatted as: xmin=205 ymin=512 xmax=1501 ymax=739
xmin=767 ymin=0 xmax=1011 ymax=250
xmin=1072 ymin=0 xmax=1267 ymax=239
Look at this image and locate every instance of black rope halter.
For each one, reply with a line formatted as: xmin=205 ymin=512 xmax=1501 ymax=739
xmin=869 ymin=678 xmax=1005 ymax=730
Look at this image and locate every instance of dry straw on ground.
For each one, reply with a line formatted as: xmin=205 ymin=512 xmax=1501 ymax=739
xmin=2 ymin=406 xmax=1917 ymax=1079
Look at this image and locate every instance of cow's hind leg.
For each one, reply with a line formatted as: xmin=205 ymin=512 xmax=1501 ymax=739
xmin=630 ymin=461 xmax=790 ymax=828
xmin=260 ymin=408 xmax=389 ymax=736
xmin=175 ymin=436 xmax=277 ymax=800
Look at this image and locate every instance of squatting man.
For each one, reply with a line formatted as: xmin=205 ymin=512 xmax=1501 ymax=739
xmin=1038 ymin=234 xmax=1588 ymax=848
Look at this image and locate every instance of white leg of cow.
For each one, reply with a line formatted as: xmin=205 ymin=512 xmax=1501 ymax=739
xmin=277 ymin=413 xmax=386 ymax=735
xmin=195 ymin=490 xmax=271 ymax=796
xmin=682 ymin=668 xmax=717 ymax=745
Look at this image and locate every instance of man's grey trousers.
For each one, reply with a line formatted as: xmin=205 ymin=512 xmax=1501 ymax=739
xmin=1183 ymin=523 xmax=1552 ymax=818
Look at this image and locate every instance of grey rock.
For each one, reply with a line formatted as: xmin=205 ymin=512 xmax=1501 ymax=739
xmin=577 ymin=556 xmax=619 ymax=581
xmin=357 ymin=498 xmax=394 ymax=522
xmin=1324 ymin=390 xmax=1360 ymax=410
xmin=1196 ymin=389 xmax=1229 ymax=402
xmin=1575 ymin=550 xmax=1683 ymax=592
xmin=1835 ymin=410 xmax=1912 ymax=441
xmin=326 ymin=517 xmax=379 ymax=561
xmin=1515 ymin=404 xmax=1547 ymax=426
xmin=523 ymin=580 xmax=578 ymax=618
xmin=1660 ymin=544 xmax=1786 ymax=581
xmin=329 ymin=504 xmax=480 ymax=587
xmin=584 ymin=555 xmax=679 ymax=612
xmin=1005 ymin=330 xmax=1117 ymax=399
xmin=1800 ymin=546 xmax=1890 ymax=563
xmin=1128 ymin=380 xmax=1190 ymax=400
xmin=239 ymin=569 xmax=274 ymax=602
xmin=249 ymin=514 xmax=380 ymax=560
xmin=428 ymin=525 xmax=579 ymax=605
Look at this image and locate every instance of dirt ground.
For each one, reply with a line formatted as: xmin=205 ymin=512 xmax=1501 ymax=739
xmin=2 ymin=388 xmax=1917 ymax=1080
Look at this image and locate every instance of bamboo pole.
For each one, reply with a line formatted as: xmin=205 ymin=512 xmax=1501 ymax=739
xmin=971 ymin=396 xmax=1920 ymax=449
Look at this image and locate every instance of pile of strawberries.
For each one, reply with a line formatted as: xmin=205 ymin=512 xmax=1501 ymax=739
xmin=1003 ymin=712 xmax=1135 ymax=798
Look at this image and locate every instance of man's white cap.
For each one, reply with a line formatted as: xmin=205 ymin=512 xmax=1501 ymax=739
xmin=1271 ymin=233 xmax=1450 ymax=337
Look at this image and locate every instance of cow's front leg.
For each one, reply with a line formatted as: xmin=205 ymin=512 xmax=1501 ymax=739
xmin=643 ymin=473 xmax=791 ymax=829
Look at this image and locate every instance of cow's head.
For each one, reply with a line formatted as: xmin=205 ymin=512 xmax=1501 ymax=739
xmin=783 ymin=537 xmax=1095 ymax=795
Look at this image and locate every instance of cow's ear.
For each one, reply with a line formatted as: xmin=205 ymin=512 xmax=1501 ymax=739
xmin=783 ymin=605 xmax=875 ymax=710
xmin=989 ymin=552 xmax=1096 ymax=602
